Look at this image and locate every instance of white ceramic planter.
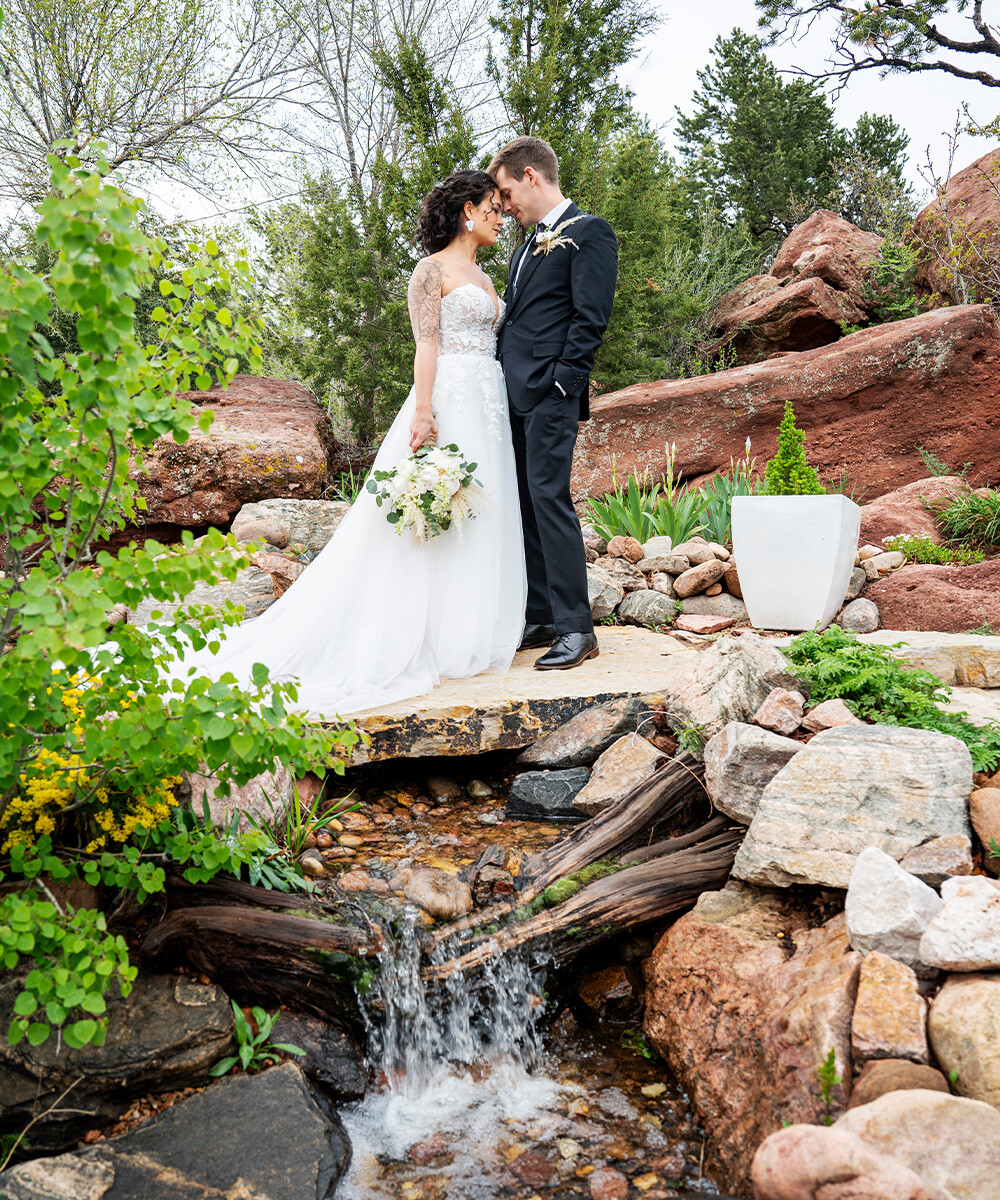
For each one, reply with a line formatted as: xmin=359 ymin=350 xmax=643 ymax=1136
xmin=731 ymin=494 xmax=861 ymax=631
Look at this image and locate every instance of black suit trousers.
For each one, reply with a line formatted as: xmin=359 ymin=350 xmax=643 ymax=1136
xmin=509 ymin=389 xmax=592 ymax=634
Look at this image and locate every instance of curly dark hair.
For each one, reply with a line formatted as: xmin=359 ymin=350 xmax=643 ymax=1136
xmin=417 ymin=170 xmax=498 ymax=254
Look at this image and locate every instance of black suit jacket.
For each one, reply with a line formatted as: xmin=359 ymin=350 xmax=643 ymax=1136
xmin=496 ymin=203 xmax=618 ymax=421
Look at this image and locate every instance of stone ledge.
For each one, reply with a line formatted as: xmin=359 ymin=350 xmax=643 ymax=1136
xmin=858 ymin=630 xmax=1000 ymax=688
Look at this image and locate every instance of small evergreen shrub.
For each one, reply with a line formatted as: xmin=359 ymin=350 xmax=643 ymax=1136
xmin=764 ymin=400 xmax=824 ymax=496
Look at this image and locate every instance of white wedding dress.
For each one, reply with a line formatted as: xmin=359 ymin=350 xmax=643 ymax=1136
xmin=166 ymin=284 xmax=527 ymax=719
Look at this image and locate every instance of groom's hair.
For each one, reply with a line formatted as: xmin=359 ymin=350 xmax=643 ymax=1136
xmin=488 ymin=137 xmax=559 ymax=185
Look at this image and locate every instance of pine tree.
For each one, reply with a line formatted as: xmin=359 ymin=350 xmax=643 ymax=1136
xmin=764 ymin=400 xmax=824 ymax=495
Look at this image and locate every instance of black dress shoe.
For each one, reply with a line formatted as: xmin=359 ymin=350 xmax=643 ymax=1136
xmin=518 ymin=622 xmax=556 ymax=651
xmin=534 ymin=631 xmax=599 ymax=670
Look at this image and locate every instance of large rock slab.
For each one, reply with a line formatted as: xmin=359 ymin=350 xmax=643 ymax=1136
xmin=0 ymin=973 xmax=235 ymax=1153
xmin=0 ymin=1062 xmax=351 ymax=1200
xmin=919 ymin=875 xmax=1000 ymax=971
xmin=133 ymin=376 xmax=338 ymax=527
xmin=859 ymin=476 xmax=972 ymax=547
xmin=517 ymin=696 xmax=646 ymax=770
xmin=864 ymin=562 xmax=1000 ymax=634
xmin=928 ymin=972 xmax=1000 ymax=1108
xmin=571 ymin=734 xmax=666 ymax=816
xmin=571 ymin=305 xmax=1000 ymax=505
xmin=770 ymin=209 xmax=883 ymax=300
xmin=732 ymin=726 xmax=973 ymax=889
xmin=643 ymin=883 xmax=862 ymax=1194
xmin=858 ymin=630 xmax=1000 ymax=688
xmin=836 ymin=1088 xmax=1000 ymax=1200
xmin=232 ymin=498 xmax=351 ymax=554
xmin=128 ymin=544 xmax=282 ymax=624
xmin=844 ymin=846 xmax=943 ymax=973
xmin=703 ymin=721 xmax=802 ymax=825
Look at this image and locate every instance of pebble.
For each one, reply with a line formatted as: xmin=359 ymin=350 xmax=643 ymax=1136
xmin=425 ymin=775 xmax=464 ymax=802
xmin=337 ymin=870 xmax=371 ymax=892
xmin=298 ymin=849 xmax=326 ymax=877
xmin=314 ymin=830 xmax=333 ymax=848
xmin=589 ymin=1166 xmax=629 ymax=1200
xmin=338 ymin=834 xmax=365 ymax=847
xmin=466 ymin=779 xmax=494 ymax=798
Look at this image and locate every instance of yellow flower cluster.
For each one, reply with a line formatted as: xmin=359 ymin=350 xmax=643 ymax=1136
xmin=2 ymin=684 xmax=181 ymax=853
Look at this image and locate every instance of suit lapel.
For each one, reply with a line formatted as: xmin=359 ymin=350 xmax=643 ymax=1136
xmin=506 ymin=203 xmax=580 ymax=318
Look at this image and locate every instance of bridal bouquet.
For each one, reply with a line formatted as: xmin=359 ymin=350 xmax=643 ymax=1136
xmin=367 ymin=442 xmax=483 ymax=541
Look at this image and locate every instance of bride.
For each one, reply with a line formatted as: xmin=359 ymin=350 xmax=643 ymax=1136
xmin=167 ymin=171 xmax=527 ymax=718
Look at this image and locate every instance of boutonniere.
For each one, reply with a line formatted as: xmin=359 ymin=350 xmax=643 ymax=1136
xmin=532 ymin=214 xmax=584 ymax=256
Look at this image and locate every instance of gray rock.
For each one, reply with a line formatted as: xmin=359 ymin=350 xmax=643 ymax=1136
xmin=0 ymin=973 xmax=235 ymax=1153
xmin=900 ymin=834 xmax=974 ymax=887
xmin=704 ymin=721 xmax=802 ymax=825
xmin=659 ymin=632 xmax=804 ymax=758
xmin=130 ymin=562 xmax=278 ymax=625
xmin=507 ymin=767 xmax=590 ymax=820
xmin=518 ymin=697 xmax=647 ymax=769
xmin=601 ymin=556 xmax=648 ymax=591
xmin=844 ymin=846 xmax=943 ymax=973
xmin=649 ymin=571 xmax=678 ymax=599
xmin=919 ymin=875 xmax=1000 ymax=971
xmin=733 ymin=725 xmax=973 ymax=889
xmin=231 ymin=498 xmax=350 ymax=554
xmin=587 ymin=564 xmax=625 ymax=620
xmin=678 ymin=593 xmax=748 ymax=620
xmin=271 ymin=1012 xmax=366 ymax=1102
xmin=617 ymin=589 xmax=679 ymax=628
xmin=928 ymin=972 xmax=1000 ymax=1108
xmin=640 ymin=535 xmax=675 ymax=559
xmin=1 ymin=1062 xmax=351 ymax=1200
xmin=845 ymin=565 xmax=867 ymax=601
xmin=840 ymin=597 xmax=880 ymax=633
xmin=637 ymin=554 xmax=689 ymax=574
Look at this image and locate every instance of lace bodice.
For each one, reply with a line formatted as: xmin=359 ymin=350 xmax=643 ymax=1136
xmin=439 ymin=283 xmax=504 ymax=357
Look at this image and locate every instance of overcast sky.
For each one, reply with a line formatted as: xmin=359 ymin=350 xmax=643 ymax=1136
xmin=620 ymin=0 xmax=1000 ymax=205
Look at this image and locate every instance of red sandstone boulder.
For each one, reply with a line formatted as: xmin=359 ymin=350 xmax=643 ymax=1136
xmin=642 ymin=883 xmax=862 ymax=1195
xmin=133 ymin=376 xmax=340 ymax=527
xmin=910 ymin=147 xmax=1000 ymax=306
xmin=864 ymin=560 xmax=1000 ymax=632
xmin=770 ymin=209 xmax=884 ymax=300
xmin=858 ymin=476 xmax=972 ymax=546
xmin=573 ymin=305 xmax=1000 ymax=504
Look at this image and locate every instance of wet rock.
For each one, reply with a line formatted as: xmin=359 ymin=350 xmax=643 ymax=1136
xmin=425 ymin=775 xmax=464 ymax=802
xmin=673 ymin=559 xmax=727 ymax=598
xmin=899 ymin=833 xmax=974 ymax=886
xmin=408 ymin=1134 xmax=452 ymax=1165
xmin=576 ymin=964 xmax=640 ymax=1021
xmin=928 ymin=972 xmax=1000 ymax=1107
xmin=0 ymin=973 xmax=235 ymax=1152
xmin=836 ymin=1088 xmax=1000 ymax=1200
xmin=851 ymin=952 xmax=928 ymax=1066
xmin=510 ymin=1149 xmax=557 ymax=1187
xmin=849 ymin=1060 xmax=951 ymax=1109
xmin=752 ymin=686 xmax=805 ymax=735
xmin=617 ymin=590 xmax=679 ymax=628
xmin=232 ymin=497 xmax=351 ymax=554
xmin=845 ymin=846 xmax=942 ymax=972
xmin=572 ymin=734 xmax=666 ymax=817
xmin=507 ymin=767 xmax=590 ymax=820
xmin=659 ymin=632 xmax=801 ymax=756
xmin=643 ymin=884 xmax=861 ymax=1194
xmin=466 ymin=779 xmax=493 ymax=798
xmin=969 ymin=787 xmax=1000 ymax=874
xmin=271 ymin=1012 xmax=366 ymax=1102
xmin=839 ymin=597 xmax=880 ymax=633
xmin=751 ymin=1123 xmax=945 ymax=1200
xmin=1 ymin=1062 xmax=350 ymax=1200
xmin=518 ymin=696 xmax=646 ymax=770
xmin=587 ymin=563 xmax=625 ymax=619
xmin=703 ymin=721 xmax=802 ymax=825
xmin=589 ymin=1166 xmax=630 ymax=1200
xmin=919 ymin=875 xmax=1000 ymax=970
xmin=402 ymin=868 xmax=473 ymax=921
xmin=299 ymin=848 xmax=327 ymax=878
xmin=801 ymin=698 xmax=863 ymax=732
xmin=733 ymin=726 xmax=973 ymax=889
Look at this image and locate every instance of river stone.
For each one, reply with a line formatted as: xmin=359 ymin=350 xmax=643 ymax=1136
xmin=840 ymin=597 xmax=880 ymax=633
xmin=845 ymin=565 xmax=868 ymax=601
xmin=617 ymin=589 xmax=679 ymax=628
xmin=0 ymin=973 xmax=235 ymax=1153
xmin=403 ymin=867 xmax=474 ymax=920
xmin=844 ymin=847 xmax=942 ymax=972
xmin=733 ymin=726 xmax=973 ymax=889
xmin=0 ymin=1062 xmax=351 ymax=1200
xmin=672 ymin=540 xmax=718 ymax=565
xmin=572 ymin=734 xmax=666 ymax=816
xmin=650 ymin=571 xmax=678 ymax=599
xmin=751 ymin=1124 xmax=949 ymax=1200
xmin=638 ymin=554 xmax=689 ymax=574
xmin=836 ymin=1089 xmax=1000 ymax=1200
xmin=587 ymin=564 xmax=625 ymax=619
xmin=231 ymin=498 xmax=351 ymax=554
xmin=849 ymin=1060 xmax=952 ymax=1109
xmin=507 ymin=767 xmax=590 ymax=820
xmin=673 ymin=559 xmax=727 ymax=598
xmin=851 ymin=952 xmax=929 ymax=1066
xmin=752 ymin=686 xmax=805 ymax=735
xmin=517 ymin=696 xmax=646 ymax=769
xmin=899 ymin=834 xmax=974 ymax=887
xmin=919 ymin=875 xmax=1000 ymax=970
xmin=659 ymin=632 xmax=802 ymax=757
xmin=678 ymin=593 xmax=748 ymax=620
xmin=641 ymin=535 xmax=674 ymax=558
xmin=928 ymin=972 xmax=1000 ymax=1107
xmin=703 ymin=721 xmax=802 ymax=825
xmin=187 ymin=761 xmax=292 ymax=834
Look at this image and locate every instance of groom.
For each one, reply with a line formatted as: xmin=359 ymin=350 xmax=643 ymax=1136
xmin=489 ymin=136 xmax=618 ymax=670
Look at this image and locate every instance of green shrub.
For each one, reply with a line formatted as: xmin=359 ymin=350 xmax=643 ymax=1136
xmin=786 ymin=626 xmax=1000 ymax=771
xmin=764 ymin=400 xmax=824 ymax=496
xmin=933 ymin=490 xmax=1000 ymax=548
xmin=883 ymin=534 xmax=984 ymax=566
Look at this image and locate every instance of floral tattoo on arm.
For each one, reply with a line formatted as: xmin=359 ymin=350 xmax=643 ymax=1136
xmin=408 ymin=259 xmax=443 ymax=343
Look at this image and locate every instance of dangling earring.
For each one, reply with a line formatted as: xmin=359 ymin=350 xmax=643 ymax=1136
xmin=465 ymin=218 xmax=475 ymax=232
